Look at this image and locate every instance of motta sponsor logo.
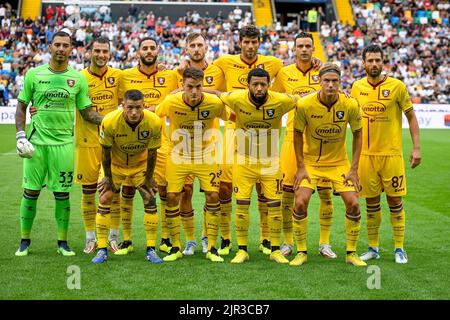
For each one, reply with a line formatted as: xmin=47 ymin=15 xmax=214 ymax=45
xmin=362 ymin=101 xmax=387 ymax=116
xmin=44 ymin=88 xmax=70 ymax=101
xmin=315 ymin=123 xmax=342 ymax=137
xmin=238 ymin=73 xmax=248 ymax=86
xmin=120 ymin=142 xmax=147 ymax=153
xmin=293 ymin=86 xmax=315 ymax=96
xmin=179 ymin=121 xmax=206 ymax=130
xmin=91 ymin=90 xmax=114 ymax=104
xmin=142 ymin=88 xmax=162 ymax=100
xmin=245 ymin=121 xmax=271 ymax=129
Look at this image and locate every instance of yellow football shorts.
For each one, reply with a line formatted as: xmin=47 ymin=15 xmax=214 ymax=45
xmin=153 ymin=148 xmax=168 ymax=187
xmin=166 ymin=157 xmax=220 ymax=193
xmin=358 ymin=154 xmax=407 ymax=198
xmin=281 ymin=135 xmax=332 ymax=189
xmin=232 ymin=162 xmax=283 ymax=200
xmin=75 ymin=146 xmax=102 ymax=185
xmin=300 ymin=164 xmax=357 ymax=193
xmin=99 ymin=162 xmax=146 ymax=190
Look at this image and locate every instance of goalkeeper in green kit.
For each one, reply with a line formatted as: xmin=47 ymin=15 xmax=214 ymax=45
xmin=15 ymin=31 xmax=104 ymax=256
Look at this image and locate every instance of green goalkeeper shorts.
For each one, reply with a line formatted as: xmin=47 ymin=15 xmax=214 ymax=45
xmin=22 ymin=143 xmax=74 ymax=192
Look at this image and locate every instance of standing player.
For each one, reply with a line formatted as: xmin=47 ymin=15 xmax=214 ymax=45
xmin=272 ymin=32 xmax=336 ymax=258
xmin=15 ymin=31 xmax=103 ymax=256
xmin=213 ymin=25 xmax=284 ymax=256
xmin=92 ymin=89 xmax=163 ymax=264
xmin=174 ymin=32 xmax=226 ymax=256
xmin=351 ymin=45 xmax=421 ymax=264
xmin=156 ymin=68 xmax=228 ymax=262
xmin=291 ymin=63 xmax=365 ymax=267
xmin=77 ymin=36 xmax=122 ymax=254
xmin=220 ymin=68 xmax=297 ymax=264
xmin=117 ymin=37 xmax=178 ymax=255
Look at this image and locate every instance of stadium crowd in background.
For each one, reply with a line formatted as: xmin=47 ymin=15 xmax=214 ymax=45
xmin=0 ymin=0 xmax=448 ymax=105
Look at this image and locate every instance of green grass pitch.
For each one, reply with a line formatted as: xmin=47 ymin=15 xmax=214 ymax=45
xmin=0 ymin=124 xmax=449 ymax=300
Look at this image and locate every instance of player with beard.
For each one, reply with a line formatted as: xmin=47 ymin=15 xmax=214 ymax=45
xmin=76 ymin=36 xmax=122 ymax=255
xmin=117 ymin=37 xmax=178 ymax=257
xmin=173 ymin=33 xmax=226 ymax=256
xmin=351 ymin=45 xmax=421 ymax=264
xmin=219 ymin=68 xmax=298 ymax=264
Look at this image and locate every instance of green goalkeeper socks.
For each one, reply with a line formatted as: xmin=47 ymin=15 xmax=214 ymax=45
xmin=20 ymin=192 xmax=38 ymax=239
xmin=55 ymin=193 xmax=71 ymax=241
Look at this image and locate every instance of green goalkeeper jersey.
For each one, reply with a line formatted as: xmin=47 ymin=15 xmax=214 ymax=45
xmin=18 ymin=64 xmax=92 ymax=146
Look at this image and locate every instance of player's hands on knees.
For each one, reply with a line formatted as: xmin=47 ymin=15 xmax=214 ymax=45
xmin=29 ymin=106 xmax=38 ymax=117
xmin=344 ymin=169 xmax=361 ymax=192
xmin=98 ymin=176 xmax=117 ymax=195
xmin=294 ymin=167 xmax=311 ymax=190
xmin=16 ymin=131 xmax=35 ymax=158
xmin=410 ymin=148 xmax=421 ymax=169
xmin=138 ymin=180 xmax=157 ymax=205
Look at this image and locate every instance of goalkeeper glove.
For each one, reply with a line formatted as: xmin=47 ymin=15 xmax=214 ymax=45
xmin=16 ymin=131 xmax=35 ymax=159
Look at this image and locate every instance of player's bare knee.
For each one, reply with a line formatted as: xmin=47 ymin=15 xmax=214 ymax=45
xmin=345 ymin=198 xmax=360 ymax=215
xmin=366 ymin=195 xmax=381 ymax=205
xmin=219 ymin=182 xmax=232 ymax=199
xmin=122 ymin=186 xmax=135 ymax=197
xmin=181 ymin=184 xmax=193 ymax=200
xmin=167 ymin=192 xmax=180 ymax=207
xmin=158 ymin=185 xmax=167 ymax=198
xmin=205 ymin=191 xmax=219 ymax=204
xmin=99 ymin=191 xmax=113 ymax=205
xmin=386 ymin=195 xmax=402 ymax=207
xmin=294 ymin=197 xmax=308 ymax=213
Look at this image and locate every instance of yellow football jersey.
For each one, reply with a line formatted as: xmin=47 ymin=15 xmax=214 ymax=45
xmin=351 ymin=76 xmax=413 ymax=156
xmin=156 ymin=92 xmax=228 ymax=160
xmin=174 ymin=63 xmax=226 ymax=91
xmin=294 ymin=92 xmax=362 ymax=166
xmin=213 ymin=54 xmax=283 ymax=91
xmin=119 ymin=66 xmax=178 ymax=154
xmin=99 ymin=109 xmax=162 ymax=167
xmin=76 ymin=67 xmax=121 ymax=147
xmin=220 ymin=90 xmax=297 ymax=161
xmin=271 ymin=63 xmax=321 ymax=137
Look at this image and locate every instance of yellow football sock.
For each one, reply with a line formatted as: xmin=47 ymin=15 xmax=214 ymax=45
xmin=318 ymin=188 xmax=334 ymax=245
xmin=293 ymin=210 xmax=308 ymax=252
xmin=366 ymin=202 xmax=382 ymax=248
xmin=205 ymin=202 xmax=220 ymax=250
xmin=281 ymin=189 xmax=294 ymax=246
xmin=159 ymin=196 xmax=170 ymax=239
xmin=181 ymin=209 xmax=195 ymax=241
xmin=267 ymin=200 xmax=282 ymax=247
xmin=110 ymin=192 xmax=121 ymax=231
xmin=258 ymin=196 xmax=269 ymax=243
xmin=345 ymin=212 xmax=361 ymax=252
xmin=143 ymin=205 xmax=158 ymax=247
xmin=389 ymin=203 xmax=406 ymax=249
xmin=202 ymin=206 xmax=207 ymax=238
xmin=96 ymin=204 xmax=111 ymax=249
xmin=81 ymin=187 xmax=96 ymax=233
xmin=235 ymin=201 xmax=250 ymax=247
xmin=220 ymin=198 xmax=232 ymax=241
xmin=121 ymin=191 xmax=134 ymax=241
xmin=165 ymin=205 xmax=181 ymax=249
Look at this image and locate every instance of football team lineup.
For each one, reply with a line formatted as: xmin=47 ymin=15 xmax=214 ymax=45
xmin=14 ymin=26 xmax=422 ymax=269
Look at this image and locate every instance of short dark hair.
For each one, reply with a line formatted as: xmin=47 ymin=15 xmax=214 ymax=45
xmin=183 ymin=67 xmax=204 ymax=81
xmin=362 ymin=44 xmax=384 ymax=61
xmin=139 ymin=37 xmax=158 ymax=49
xmin=295 ymin=31 xmax=314 ymax=45
xmin=247 ymin=67 xmax=270 ymax=84
xmin=239 ymin=25 xmax=260 ymax=41
xmin=52 ymin=31 xmax=71 ymax=43
xmin=186 ymin=32 xmax=206 ymax=44
xmin=124 ymin=89 xmax=144 ymax=101
xmin=92 ymin=36 xmax=110 ymax=49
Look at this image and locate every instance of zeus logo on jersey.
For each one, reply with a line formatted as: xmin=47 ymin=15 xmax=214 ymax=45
xmin=67 ymin=79 xmax=75 ymax=87
xmin=205 ymin=76 xmax=213 ymax=84
xmin=200 ymin=111 xmax=210 ymax=119
xmin=382 ymin=90 xmax=390 ymax=97
xmin=158 ymin=77 xmax=165 ymax=85
xmin=107 ymin=77 xmax=115 ymax=85
xmin=266 ymin=109 xmax=275 ymax=117
xmin=140 ymin=131 xmax=150 ymax=139
xmin=312 ymin=75 xmax=320 ymax=82
xmin=336 ymin=111 xmax=345 ymax=119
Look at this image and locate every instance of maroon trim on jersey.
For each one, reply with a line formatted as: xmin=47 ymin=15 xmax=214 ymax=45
xmin=296 ymin=64 xmax=313 ymax=76
xmin=138 ymin=66 xmax=158 ymax=79
xmin=202 ymin=62 xmax=209 ymax=71
xmin=317 ymin=91 xmax=339 ymax=110
xmin=240 ymin=55 xmax=258 ymax=68
xmin=183 ymin=93 xmax=205 ymax=110
xmin=88 ymin=67 xmax=108 ymax=80
xmin=367 ymin=75 xmax=388 ymax=89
